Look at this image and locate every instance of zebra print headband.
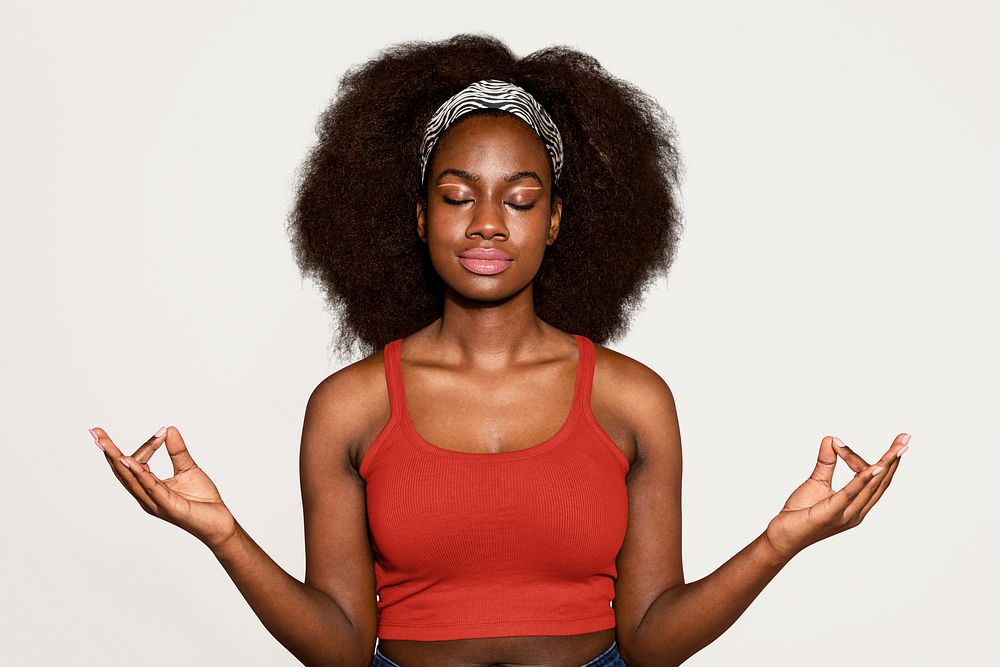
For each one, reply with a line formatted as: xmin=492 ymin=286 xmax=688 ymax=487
xmin=418 ymin=79 xmax=565 ymax=187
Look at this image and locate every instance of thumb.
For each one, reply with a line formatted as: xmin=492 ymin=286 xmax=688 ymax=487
xmin=163 ymin=426 xmax=197 ymax=474
xmin=808 ymin=435 xmax=838 ymax=487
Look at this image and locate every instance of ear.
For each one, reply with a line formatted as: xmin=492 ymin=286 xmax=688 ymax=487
xmin=416 ymin=199 xmax=427 ymax=242
xmin=546 ymin=195 xmax=562 ymax=245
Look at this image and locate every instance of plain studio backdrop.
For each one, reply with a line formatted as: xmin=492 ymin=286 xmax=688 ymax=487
xmin=2 ymin=1 xmax=995 ymax=665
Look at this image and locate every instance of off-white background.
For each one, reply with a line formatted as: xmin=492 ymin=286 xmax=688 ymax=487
xmin=2 ymin=1 xmax=995 ymax=665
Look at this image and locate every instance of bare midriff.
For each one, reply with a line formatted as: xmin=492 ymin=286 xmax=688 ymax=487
xmin=377 ymin=627 xmax=617 ymax=667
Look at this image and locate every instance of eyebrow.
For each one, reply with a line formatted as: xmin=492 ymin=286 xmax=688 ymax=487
xmin=435 ymin=168 xmax=544 ymax=187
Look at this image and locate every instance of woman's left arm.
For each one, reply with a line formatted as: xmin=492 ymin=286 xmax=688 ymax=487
xmin=610 ymin=363 xmax=909 ymax=667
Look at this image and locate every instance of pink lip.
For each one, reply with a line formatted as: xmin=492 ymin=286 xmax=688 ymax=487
xmin=458 ymin=257 xmax=512 ymax=275
xmin=458 ymin=247 xmax=512 ymax=275
xmin=460 ymin=248 xmax=510 ymax=260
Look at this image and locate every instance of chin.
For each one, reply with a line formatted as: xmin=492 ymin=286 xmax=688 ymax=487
xmin=452 ymin=284 xmax=522 ymax=304
xmin=442 ymin=274 xmax=532 ymax=304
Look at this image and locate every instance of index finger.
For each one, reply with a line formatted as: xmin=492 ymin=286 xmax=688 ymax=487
xmin=831 ymin=437 xmax=871 ymax=475
xmin=130 ymin=425 xmax=169 ymax=463
xmin=812 ymin=459 xmax=883 ymax=523
xmin=90 ymin=427 xmax=159 ymax=514
xmin=90 ymin=426 xmax=167 ymax=464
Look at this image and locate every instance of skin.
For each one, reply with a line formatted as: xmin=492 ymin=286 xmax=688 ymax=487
xmin=91 ymin=114 xmax=909 ymax=667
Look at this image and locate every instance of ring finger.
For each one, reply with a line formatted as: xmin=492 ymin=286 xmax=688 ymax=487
xmin=843 ymin=462 xmax=890 ymax=523
xmin=97 ymin=439 xmax=158 ymax=515
xmin=857 ymin=455 xmax=902 ymax=521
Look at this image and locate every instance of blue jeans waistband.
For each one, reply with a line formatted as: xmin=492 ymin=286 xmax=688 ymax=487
xmin=371 ymin=639 xmax=626 ymax=667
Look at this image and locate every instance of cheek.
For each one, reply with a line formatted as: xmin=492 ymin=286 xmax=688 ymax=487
xmin=424 ymin=222 xmax=463 ymax=270
xmin=522 ymin=213 xmax=553 ymax=250
xmin=424 ymin=207 xmax=457 ymax=239
xmin=426 ymin=222 xmax=460 ymax=252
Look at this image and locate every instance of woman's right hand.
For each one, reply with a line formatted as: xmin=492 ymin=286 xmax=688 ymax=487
xmin=92 ymin=425 xmax=238 ymax=551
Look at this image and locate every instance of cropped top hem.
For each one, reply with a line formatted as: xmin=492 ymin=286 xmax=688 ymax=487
xmin=375 ymin=610 xmax=616 ymax=641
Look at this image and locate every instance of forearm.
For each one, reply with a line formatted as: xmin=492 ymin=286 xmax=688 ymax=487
xmin=629 ymin=531 xmax=792 ymax=666
xmin=210 ymin=520 xmax=367 ymax=667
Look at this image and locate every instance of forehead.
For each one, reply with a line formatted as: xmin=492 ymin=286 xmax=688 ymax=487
xmin=431 ymin=114 xmax=550 ymax=168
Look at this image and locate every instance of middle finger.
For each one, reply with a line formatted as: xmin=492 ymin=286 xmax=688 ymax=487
xmin=857 ymin=451 xmax=905 ymax=520
xmin=832 ymin=437 xmax=871 ymax=475
xmin=100 ymin=448 xmax=159 ymax=514
xmin=842 ymin=462 xmax=890 ymax=522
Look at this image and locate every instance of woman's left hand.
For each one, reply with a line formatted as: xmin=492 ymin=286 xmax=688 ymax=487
xmin=763 ymin=433 xmax=910 ymax=561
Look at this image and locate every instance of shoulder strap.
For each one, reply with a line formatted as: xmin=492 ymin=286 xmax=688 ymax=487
xmin=576 ymin=334 xmax=597 ymax=407
xmin=382 ymin=338 xmax=406 ymax=418
xmin=575 ymin=334 xmax=631 ymax=474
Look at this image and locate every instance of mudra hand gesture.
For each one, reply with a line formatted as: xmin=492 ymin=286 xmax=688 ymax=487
xmin=91 ymin=425 xmax=238 ymax=550
xmin=764 ymin=433 xmax=911 ymax=560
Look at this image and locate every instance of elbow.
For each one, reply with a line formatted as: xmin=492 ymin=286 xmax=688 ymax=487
xmin=620 ymin=645 xmax=687 ymax=667
xmin=619 ymin=619 xmax=690 ymax=667
xmin=309 ymin=644 xmax=374 ymax=667
xmin=339 ymin=627 xmax=376 ymax=667
xmin=307 ymin=623 xmax=376 ymax=667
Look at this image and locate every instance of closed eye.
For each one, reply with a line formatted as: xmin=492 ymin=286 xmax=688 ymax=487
xmin=444 ymin=196 xmax=534 ymax=211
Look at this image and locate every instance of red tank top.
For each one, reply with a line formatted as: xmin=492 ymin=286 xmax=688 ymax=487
xmin=359 ymin=334 xmax=631 ymax=641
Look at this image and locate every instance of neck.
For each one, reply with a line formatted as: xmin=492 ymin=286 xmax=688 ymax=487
xmin=428 ymin=283 xmax=551 ymax=369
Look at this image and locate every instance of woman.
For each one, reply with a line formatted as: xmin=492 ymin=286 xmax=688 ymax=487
xmin=90 ymin=34 xmax=909 ymax=667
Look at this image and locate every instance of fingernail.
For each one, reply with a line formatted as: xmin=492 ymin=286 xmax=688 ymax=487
xmin=119 ymin=456 xmax=131 ymax=469
xmin=900 ymin=433 xmax=911 ymax=446
xmin=154 ymin=426 xmax=167 ymax=438
xmin=832 ymin=436 xmax=847 ymax=448
xmin=89 ymin=428 xmax=99 ymax=444
xmin=871 ymin=465 xmax=885 ymax=477
xmin=896 ymin=445 xmax=909 ymax=458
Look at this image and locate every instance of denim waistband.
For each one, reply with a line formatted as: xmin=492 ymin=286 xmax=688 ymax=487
xmin=371 ymin=639 xmax=625 ymax=667
xmin=580 ymin=640 xmax=624 ymax=666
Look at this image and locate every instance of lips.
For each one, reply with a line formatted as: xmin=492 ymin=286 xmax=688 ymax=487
xmin=460 ymin=248 xmax=510 ymax=260
xmin=458 ymin=247 xmax=512 ymax=275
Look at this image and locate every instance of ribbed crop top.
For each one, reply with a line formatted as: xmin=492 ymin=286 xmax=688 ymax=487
xmin=358 ymin=334 xmax=631 ymax=641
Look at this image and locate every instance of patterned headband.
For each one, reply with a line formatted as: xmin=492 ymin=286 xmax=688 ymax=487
xmin=418 ymin=79 xmax=565 ymax=187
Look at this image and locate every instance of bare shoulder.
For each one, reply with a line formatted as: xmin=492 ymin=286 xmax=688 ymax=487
xmin=591 ymin=341 xmax=679 ymax=467
xmin=305 ymin=346 xmax=391 ymax=474
xmin=591 ymin=341 xmax=674 ymax=401
xmin=595 ymin=341 xmax=684 ymax=660
xmin=298 ymin=348 xmax=389 ymax=654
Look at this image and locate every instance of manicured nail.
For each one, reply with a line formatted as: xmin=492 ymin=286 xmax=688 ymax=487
xmin=89 ymin=428 xmax=99 ymax=444
xmin=154 ymin=426 xmax=167 ymax=438
xmin=900 ymin=433 xmax=911 ymax=446
xmin=871 ymin=465 xmax=884 ymax=477
xmin=896 ymin=445 xmax=909 ymax=458
xmin=832 ymin=436 xmax=847 ymax=448
xmin=119 ymin=456 xmax=131 ymax=469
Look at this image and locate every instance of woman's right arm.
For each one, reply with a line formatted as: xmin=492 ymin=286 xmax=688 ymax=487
xmin=93 ymin=366 xmax=379 ymax=667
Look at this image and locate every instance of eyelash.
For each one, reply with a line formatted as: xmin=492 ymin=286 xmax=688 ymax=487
xmin=443 ymin=196 xmax=534 ymax=211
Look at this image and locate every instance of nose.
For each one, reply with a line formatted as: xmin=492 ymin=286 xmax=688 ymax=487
xmin=466 ymin=198 xmax=509 ymax=240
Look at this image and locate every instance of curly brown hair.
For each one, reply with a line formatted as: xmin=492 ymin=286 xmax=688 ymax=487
xmin=287 ymin=33 xmax=684 ymax=361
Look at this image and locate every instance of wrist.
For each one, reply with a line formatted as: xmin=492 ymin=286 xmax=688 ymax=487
xmin=207 ymin=519 xmax=244 ymax=559
xmin=758 ymin=529 xmax=797 ymax=569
